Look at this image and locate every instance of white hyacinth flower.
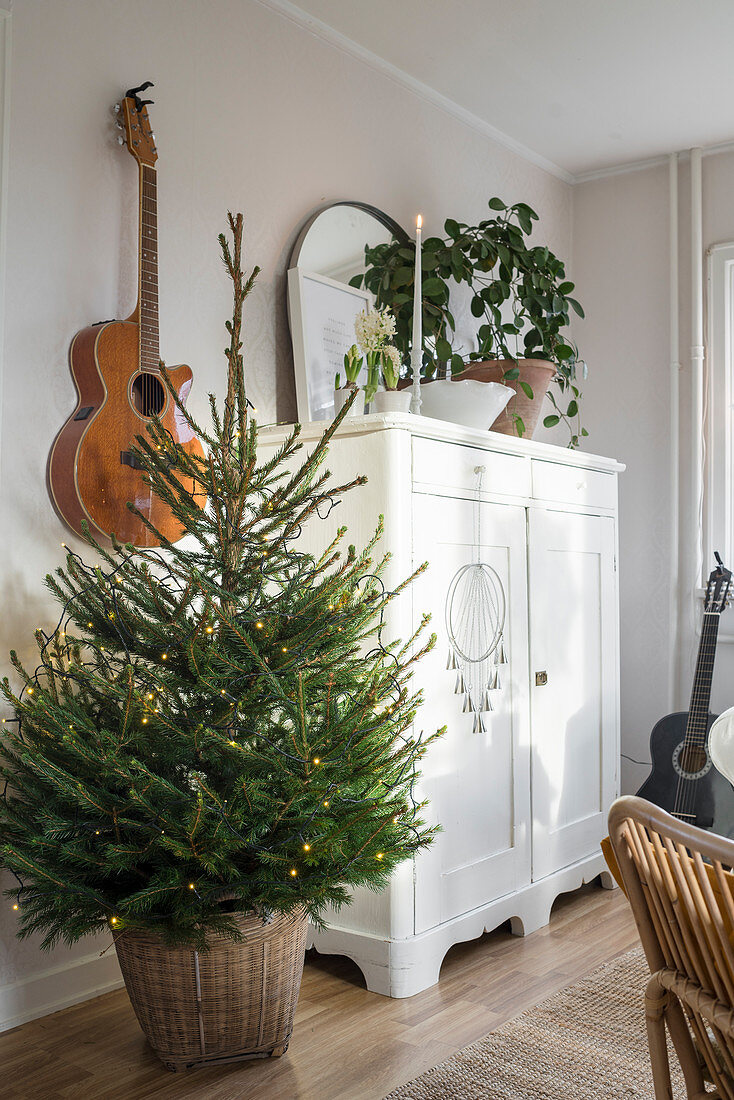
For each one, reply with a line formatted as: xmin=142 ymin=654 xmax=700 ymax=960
xmin=382 ymin=344 xmax=402 ymax=389
xmin=355 ymin=306 xmax=397 ymax=354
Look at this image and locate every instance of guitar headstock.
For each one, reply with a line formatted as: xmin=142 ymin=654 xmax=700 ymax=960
xmin=119 ymin=84 xmax=157 ymax=168
xmin=705 ymin=552 xmax=733 ymax=613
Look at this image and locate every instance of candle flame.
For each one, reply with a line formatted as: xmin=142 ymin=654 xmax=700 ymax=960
xmin=416 ymin=214 xmax=423 ymax=229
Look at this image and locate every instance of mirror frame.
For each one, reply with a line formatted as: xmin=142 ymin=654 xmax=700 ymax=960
xmin=288 ymin=199 xmax=409 ymax=271
xmin=287 ymin=201 xmax=410 ymax=423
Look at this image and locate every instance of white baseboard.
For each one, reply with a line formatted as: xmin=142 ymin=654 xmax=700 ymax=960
xmin=0 ymin=947 xmax=123 ymax=1033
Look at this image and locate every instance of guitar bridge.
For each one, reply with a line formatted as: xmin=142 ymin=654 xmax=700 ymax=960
xmin=121 ymin=449 xmax=175 ymax=471
xmin=120 ymin=450 xmax=145 ymax=471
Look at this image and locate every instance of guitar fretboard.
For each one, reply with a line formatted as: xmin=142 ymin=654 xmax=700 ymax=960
xmin=139 ymin=164 xmax=159 ymax=372
xmin=684 ymin=611 xmax=721 ymax=745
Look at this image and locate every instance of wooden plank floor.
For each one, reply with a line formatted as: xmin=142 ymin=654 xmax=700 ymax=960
xmin=3 ymin=883 xmax=637 ymax=1100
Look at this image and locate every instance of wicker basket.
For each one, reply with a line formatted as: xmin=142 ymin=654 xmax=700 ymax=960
xmin=113 ymin=908 xmax=308 ymax=1071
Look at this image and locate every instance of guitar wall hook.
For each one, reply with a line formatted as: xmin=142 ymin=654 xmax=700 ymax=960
xmin=125 ymin=81 xmax=155 ymax=112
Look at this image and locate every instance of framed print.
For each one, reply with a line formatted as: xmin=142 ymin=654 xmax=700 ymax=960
xmin=288 ymin=268 xmax=371 ymax=422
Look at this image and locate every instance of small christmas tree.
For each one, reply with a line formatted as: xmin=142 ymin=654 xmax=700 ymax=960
xmin=0 ymin=215 xmax=441 ymax=950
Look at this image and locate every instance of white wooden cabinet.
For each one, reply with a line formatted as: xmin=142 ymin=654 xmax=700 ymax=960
xmin=410 ymin=494 xmax=531 ymax=933
xmin=528 ymin=510 xmax=619 ymax=881
xmin=259 ymin=414 xmax=623 ymax=998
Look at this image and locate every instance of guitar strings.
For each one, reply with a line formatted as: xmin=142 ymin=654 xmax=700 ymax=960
xmin=675 ymin=613 xmax=716 ymax=820
xmin=673 ymin=618 xmax=705 ymax=820
xmin=139 ymin=163 xmax=157 ymax=418
xmin=674 ymin=611 xmax=720 ymax=822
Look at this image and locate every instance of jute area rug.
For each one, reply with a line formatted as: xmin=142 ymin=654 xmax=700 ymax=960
xmin=385 ymin=948 xmax=686 ymax=1099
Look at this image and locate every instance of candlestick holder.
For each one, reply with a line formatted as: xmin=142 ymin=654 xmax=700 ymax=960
xmin=410 ymin=362 xmax=422 ymax=415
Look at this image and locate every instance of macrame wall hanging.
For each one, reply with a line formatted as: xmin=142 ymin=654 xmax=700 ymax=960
xmin=445 ymin=466 xmax=508 ymax=733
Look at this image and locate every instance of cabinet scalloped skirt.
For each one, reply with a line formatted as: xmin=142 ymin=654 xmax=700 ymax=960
xmin=113 ymin=908 xmax=308 ymax=1071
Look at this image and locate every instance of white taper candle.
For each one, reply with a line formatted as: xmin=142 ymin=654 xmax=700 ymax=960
xmin=410 ymin=214 xmax=423 ymax=415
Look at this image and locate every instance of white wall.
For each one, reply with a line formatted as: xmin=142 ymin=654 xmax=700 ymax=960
xmin=574 ymin=149 xmax=734 ymax=796
xmin=0 ymin=0 xmax=572 ymax=1029
xmin=572 ymin=165 xmax=671 ymax=794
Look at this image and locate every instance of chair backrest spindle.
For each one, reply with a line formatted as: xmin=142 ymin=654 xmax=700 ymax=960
xmin=609 ymin=795 xmax=734 ymax=1099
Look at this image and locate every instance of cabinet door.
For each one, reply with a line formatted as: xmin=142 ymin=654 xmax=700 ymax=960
xmin=412 ymin=494 xmax=531 ymax=933
xmin=528 ymin=509 xmax=618 ymax=881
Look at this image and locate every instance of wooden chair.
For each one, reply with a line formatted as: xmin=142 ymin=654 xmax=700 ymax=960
xmin=608 ymin=795 xmax=734 ymax=1099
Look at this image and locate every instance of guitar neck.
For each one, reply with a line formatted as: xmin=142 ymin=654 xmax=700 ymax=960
xmin=685 ymin=611 xmax=721 ymax=745
xmin=139 ymin=163 xmax=159 ymax=372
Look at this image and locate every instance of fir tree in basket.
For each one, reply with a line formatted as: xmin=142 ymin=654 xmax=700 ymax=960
xmin=0 ymin=215 xmax=442 ymax=1068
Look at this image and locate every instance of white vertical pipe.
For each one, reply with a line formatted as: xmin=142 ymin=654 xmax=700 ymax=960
xmin=668 ymin=153 xmax=680 ymax=710
xmin=691 ymin=147 xmax=705 ymax=613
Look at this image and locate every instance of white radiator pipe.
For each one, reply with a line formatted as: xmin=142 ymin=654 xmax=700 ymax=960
xmin=669 ymin=152 xmax=680 ymax=710
xmin=691 ymin=147 xmax=705 ymax=621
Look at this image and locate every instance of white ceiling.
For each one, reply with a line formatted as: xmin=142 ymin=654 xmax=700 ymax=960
xmin=268 ymin=0 xmax=734 ymax=180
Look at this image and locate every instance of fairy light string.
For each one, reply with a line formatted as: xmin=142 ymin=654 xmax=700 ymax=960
xmin=0 ymin=215 xmax=441 ymax=945
xmin=3 ymin=506 xmax=435 ymax=929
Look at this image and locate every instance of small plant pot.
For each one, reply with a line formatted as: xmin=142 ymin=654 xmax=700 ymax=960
xmin=456 ymin=359 xmax=556 ymax=439
xmin=333 ymin=387 xmax=365 ymax=418
xmin=372 ymin=389 xmax=412 ymax=414
xmin=114 ymin=908 xmax=308 ymax=1071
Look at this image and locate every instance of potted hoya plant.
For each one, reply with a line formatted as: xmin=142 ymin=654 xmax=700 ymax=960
xmin=351 ymin=198 xmax=587 ymax=447
xmin=0 ymin=216 xmax=440 ymax=1071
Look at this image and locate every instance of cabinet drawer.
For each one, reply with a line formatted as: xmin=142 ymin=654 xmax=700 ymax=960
xmin=531 ymin=460 xmax=616 ymax=510
xmin=412 ymin=437 xmax=531 ymax=497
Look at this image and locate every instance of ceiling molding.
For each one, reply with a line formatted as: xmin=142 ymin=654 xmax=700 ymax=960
xmin=573 ymin=154 xmax=672 ymax=185
xmin=574 ymin=139 xmax=734 ymax=186
xmin=253 ymin=0 xmax=575 ymax=185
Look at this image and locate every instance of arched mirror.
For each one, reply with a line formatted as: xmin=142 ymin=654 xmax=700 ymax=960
xmin=288 ymin=201 xmax=408 ymax=422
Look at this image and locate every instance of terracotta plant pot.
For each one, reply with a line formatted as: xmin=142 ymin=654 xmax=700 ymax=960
xmin=456 ymin=359 xmax=556 ymax=439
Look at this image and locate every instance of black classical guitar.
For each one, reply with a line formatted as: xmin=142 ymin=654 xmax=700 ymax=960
xmin=637 ymin=555 xmax=734 ymax=836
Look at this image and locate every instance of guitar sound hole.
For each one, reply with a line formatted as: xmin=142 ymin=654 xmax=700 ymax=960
xmin=672 ymin=739 xmax=713 ymax=780
xmin=680 ymin=746 xmax=707 ymax=774
xmin=131 ymin=373 xmax=165 ymax=417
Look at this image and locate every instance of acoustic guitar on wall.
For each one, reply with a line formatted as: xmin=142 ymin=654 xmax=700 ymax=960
xmin=48 ymin=82 xmax=204 ymax=547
